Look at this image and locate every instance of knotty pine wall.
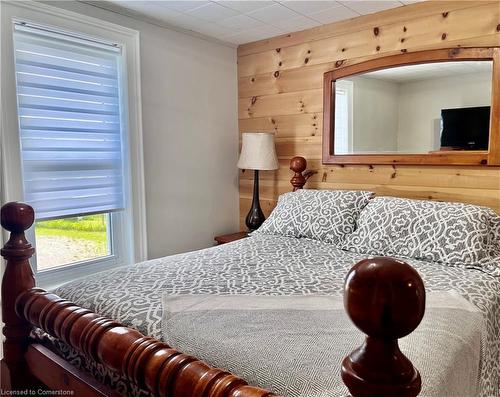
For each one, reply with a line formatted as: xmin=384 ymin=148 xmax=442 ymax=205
xmin=238 ymin=1 xmax=500 ymax=225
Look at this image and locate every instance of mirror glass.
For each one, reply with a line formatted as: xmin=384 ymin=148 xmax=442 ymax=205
xmin=333 ymin=61 xmax=493 ymax=155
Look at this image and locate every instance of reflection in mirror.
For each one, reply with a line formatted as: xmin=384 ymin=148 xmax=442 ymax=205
xmin=334 ymin=61 xmax=492 ymax=155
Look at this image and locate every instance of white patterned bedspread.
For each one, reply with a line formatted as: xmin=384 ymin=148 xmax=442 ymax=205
xmin=39 ymin=234 xmax=499 ymax=397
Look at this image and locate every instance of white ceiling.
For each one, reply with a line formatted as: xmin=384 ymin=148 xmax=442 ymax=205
xmin=364 ymin=61 xmax=493 ymax=83
xmin=90 ymin=1 xmax=421 ymax=46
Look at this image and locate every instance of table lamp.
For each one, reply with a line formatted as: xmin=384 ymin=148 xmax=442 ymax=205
xmin=237 ymin=132 xmax=279 ymax=231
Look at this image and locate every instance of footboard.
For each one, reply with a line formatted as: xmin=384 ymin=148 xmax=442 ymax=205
xmin=1 ymin=197 xmax=425 ymax=397
xmin=1 ymin=202 xmax=274 ymax=396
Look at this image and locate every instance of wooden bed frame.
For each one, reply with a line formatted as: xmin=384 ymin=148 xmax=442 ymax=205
xmin=1 ymin=156 xmax=426 ymax=397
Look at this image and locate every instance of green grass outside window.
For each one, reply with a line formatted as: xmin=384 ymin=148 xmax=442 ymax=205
xmin=35 ymin=214 xmax=108 ymax=244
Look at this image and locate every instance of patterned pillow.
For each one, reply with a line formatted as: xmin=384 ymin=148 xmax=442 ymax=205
xmin=478 ymin=216 xmax=500 ymax=276
xmin=341 ymin=196 xmax=495 ymax=265
xmin=254 ymin=189 xmax=373 ymax=245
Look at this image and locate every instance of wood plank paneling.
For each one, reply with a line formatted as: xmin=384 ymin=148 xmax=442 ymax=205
xmin=238 ymin=1 xmax=500 ymax=226
xmin=240 ymin=161 xmax=500 ymax=191
xmin=239 ymin=113 xmax=322 ymax=138
xmin=239 ymin=89 xmax=322 ymax=118
xmin=238 ymin=63 xmax=331 ymax=97
xmin=238 ymin=3 xmax=500 ymax=77
xmin=240 ymin=179 xmax=500 ymax=213
xmin=237 ymin=1 xmax=494 ymax=57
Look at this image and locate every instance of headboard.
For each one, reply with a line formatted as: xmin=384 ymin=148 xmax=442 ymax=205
xmin=287 ymin=156 xmax=500 ymax=214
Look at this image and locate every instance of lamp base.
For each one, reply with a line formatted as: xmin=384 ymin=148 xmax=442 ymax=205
xmin=245 ymin=203 xmax=265 ymax=231
xmin=245 ymin=170 xmax=265 ymax=231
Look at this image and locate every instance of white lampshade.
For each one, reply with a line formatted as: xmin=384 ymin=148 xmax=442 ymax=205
xmin=237 ymin=132 xmax=279 ymax=170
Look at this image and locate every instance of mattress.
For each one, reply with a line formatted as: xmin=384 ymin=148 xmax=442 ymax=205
xmin=34 ymin=234 xmax=500 ymax=396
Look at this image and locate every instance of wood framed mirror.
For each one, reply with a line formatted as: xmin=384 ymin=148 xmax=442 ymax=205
xmin=322 ymin=47 xmax=500 ymax=166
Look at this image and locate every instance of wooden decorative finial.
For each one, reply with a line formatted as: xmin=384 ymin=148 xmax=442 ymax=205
xmin=290 ymin=156 xmax=316 ymax=191
xmin=290 ymin=159 xmax=306 ymax=191
xmin=1 ymin=202 xmax=37 ymax=390
xmin=1 ymin=202 xmax=35 ymax=251
xmin=342 ymin=257 xmax=425 ymax=397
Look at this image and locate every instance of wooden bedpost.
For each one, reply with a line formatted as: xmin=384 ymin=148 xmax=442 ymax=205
xmin=1 ymin=202 xmax=36 ymax=390
xmin=289 ymin=156 xmax=316 ymax=191
xmin=342 ymin=257 xmax=426 ymax=397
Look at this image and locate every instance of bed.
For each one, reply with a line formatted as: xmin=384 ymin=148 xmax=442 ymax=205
xmin=1 ymin=156 xmax=499 ymax=397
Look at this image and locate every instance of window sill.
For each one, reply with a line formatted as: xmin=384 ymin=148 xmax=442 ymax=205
xmin=35 ymin=256 xmax=130 ymax=290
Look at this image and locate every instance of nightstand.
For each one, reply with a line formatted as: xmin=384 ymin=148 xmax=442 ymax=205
xmin=214 ymin=231 xmax=248 ymax=245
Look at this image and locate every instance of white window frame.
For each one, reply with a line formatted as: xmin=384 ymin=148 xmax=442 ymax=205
xmin=1 ymin=0 xmax=147 ymax=288
xmin=334 ymin=80 xmax=354 ymax=154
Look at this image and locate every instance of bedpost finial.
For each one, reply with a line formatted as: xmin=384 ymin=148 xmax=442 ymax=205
xmin=1 ymin=202 xmax=35 ymax=233
xmin=290 ymin=157 xmax=307 ymax=191
xmin=1 ymin=202 xmax=35 ymax=259
xmin=344 ymin=257 xmax=425 ymax=339
xmin=289 ymin=156 xmax=307 ymax=173
xmin=342 ymin=256 xmax=425 ymax=397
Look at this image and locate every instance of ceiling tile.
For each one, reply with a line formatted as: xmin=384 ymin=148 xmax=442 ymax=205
xmin=192 ymin=22 xmax=235 ymax=37
xmin=308 ymin=5 xmax=359 ymax=24
xmin=216 ymin=1 xmax=276 ymax=14
xmin=106 ymin=2 xmax=189 ymax=24
xmin=220 ymin=32 xmax=258 ymax=45
xmin=165 ymin=13 xmax=213 ymax=30
xmin=246 ymin=3 xmax=302 ymax=24
xmin=340 ymin=1 xmax=403 ymax=15
xmin=187 ymin=2 xmax=239 ymax=21
xmin=217 ymin=14 xmax=264 ymax=31
xmin=248 ymin=24 xmax=285 ymax=37
xmin=135 ymin=3 xmax=185 ymax=21
xmin=105 ymin=1 xmax=158 ymax=13
xmin=279 ymin=1 xmax=341 ymax=16
xmin=271 ymin=15 xmax=321 ymax=31
xmin=160 ymin=1 xmax=211 ymax=13
xmin=223 ymin=24 xmax=284 ymax=43
xmin=106 ymin=1 xmax=137 ymax=7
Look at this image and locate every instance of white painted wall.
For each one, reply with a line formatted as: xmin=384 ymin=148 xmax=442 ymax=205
xmin=397 ymin=72 xmax=492 ymax=152
xmin=4 ymin=1 xmax=239 ymax=260
xmin=345 ymin=76 xmax=400 ymax=153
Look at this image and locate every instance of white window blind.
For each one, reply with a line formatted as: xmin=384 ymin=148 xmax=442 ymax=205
xmin=13 ymin=23 xmax=125 ymax=220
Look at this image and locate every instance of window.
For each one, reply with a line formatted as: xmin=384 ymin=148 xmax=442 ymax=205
xmin=1 ymin=8 xmax=146 ymax=285
xmin=334 ymin=80 xmax=353 ymax=154
xmin=2 ymin=1 xmax=145 ymax=288
xmin=12 ymin=22 xmax=126 ymax=273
